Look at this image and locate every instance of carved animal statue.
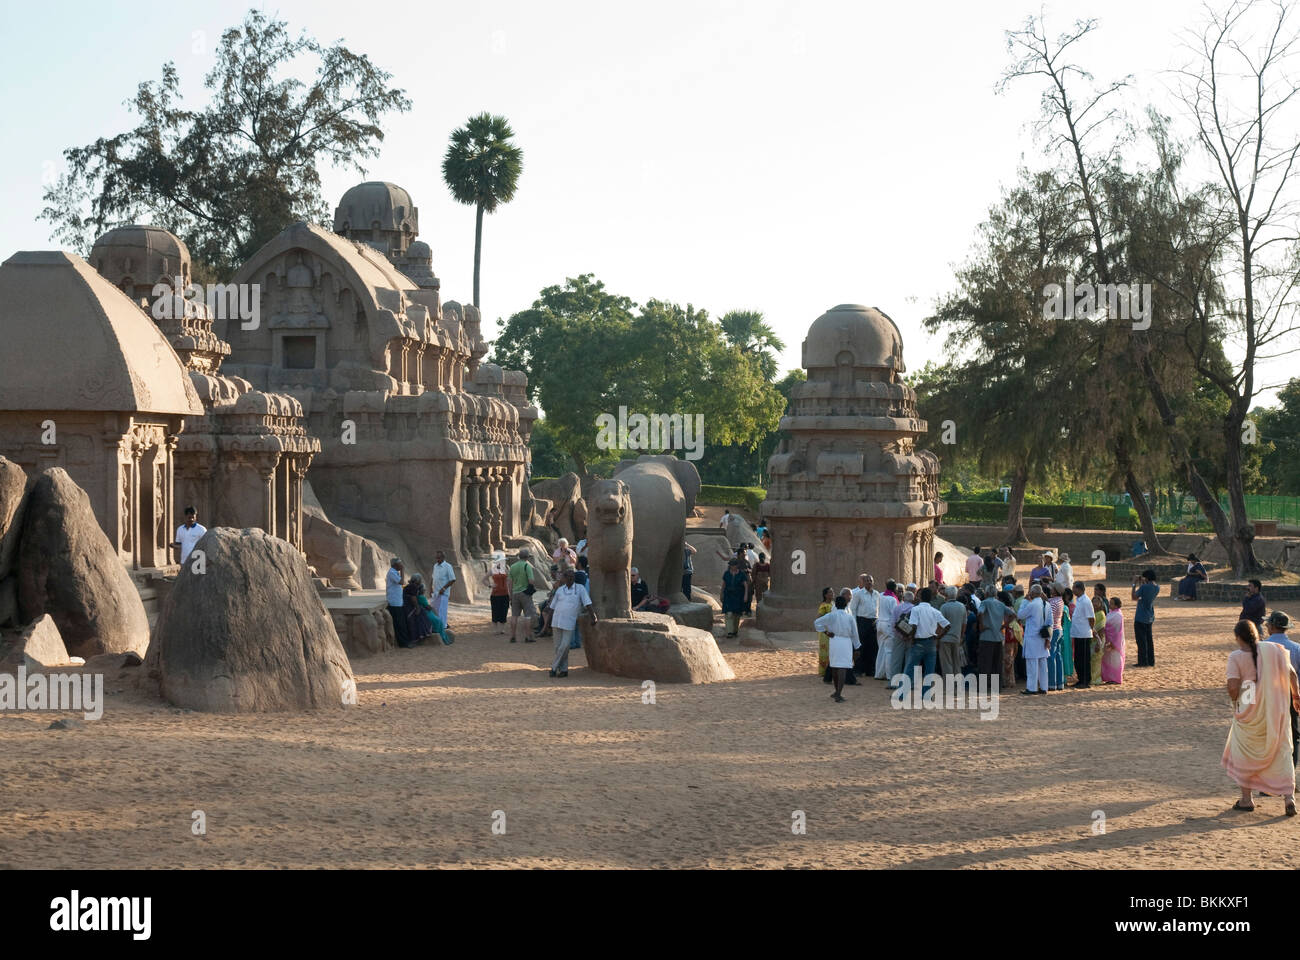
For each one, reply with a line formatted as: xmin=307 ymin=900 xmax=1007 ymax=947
xmin=611 ymin=455 xmax=700 ymax=603
xmin=585 ymin=478 xmax=633 ymax=619
xmin=530 ymin=472 xmax=586 ymax=544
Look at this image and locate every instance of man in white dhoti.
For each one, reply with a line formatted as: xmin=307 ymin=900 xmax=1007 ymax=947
xmin=814 ymin=593 xmax=860 ymax=703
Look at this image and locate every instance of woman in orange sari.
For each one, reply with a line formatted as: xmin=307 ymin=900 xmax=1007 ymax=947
xmin=1223 ymin=620 xmax=1300 ymax=814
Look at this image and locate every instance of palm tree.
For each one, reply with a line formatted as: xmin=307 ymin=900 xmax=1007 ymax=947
xmin=719 ymin=310 xmax=785 ymax=381
xmin=441 ymin=113 xmax=523 ymax=310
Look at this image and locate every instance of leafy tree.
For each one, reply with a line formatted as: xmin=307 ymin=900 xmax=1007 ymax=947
xmin=921 ymin=168 xmax=1090 ymax=545
xmin=1254 ymin=379 xmax=1300 ymax=495
xmin=491 ymin=275 xmax=785 ymax=477
xmin=697 ymin=367 xmax=805 ymax=486
xmin=719 ymin=310 xmax=785 ymax=381
xmin=441 ymin=112 xmax=523 ymax=311
xmin=39 ymin=9 xmax=410 ymax=280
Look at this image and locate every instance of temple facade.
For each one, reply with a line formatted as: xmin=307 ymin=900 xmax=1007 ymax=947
xmin=88 ymin=225 xmax=320 ymax=554
xmin=0 ymin=250 xmax=204 ymax=570
xmin=219 ymin=183 xmax=538 ymax=599
xmin=757 ymin=304 xmax=946 ymax=631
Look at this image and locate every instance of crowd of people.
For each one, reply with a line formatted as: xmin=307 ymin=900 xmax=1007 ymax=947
xmin=384 ymin=554 xmax=456 ymax=650
xmin=809 ymin=547 xmax=1171 ymax=700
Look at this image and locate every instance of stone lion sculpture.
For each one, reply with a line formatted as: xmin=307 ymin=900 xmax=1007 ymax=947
xmin=585 ymin=478 xmax=633 ymax=620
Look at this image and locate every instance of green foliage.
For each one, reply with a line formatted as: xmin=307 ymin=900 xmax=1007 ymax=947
xmin=942 ymin=501 xmax=1129 ymax=529
xmin=718 ymin=310 xmax=785 ymax=381
xmin=696 ymin=485 xmax=767 ymax=515
xmin=39 ymin=9 xmax=410 ymax=279
xmin=441 ymin=112 xmax=523 ymax=213
xmin=493 ymin=275 xmax=785 ymax=475
xmin=1255 ymin=379 xmax=1300 ymax=495
xmin=697 ymin=366 xmax=806 ymax=486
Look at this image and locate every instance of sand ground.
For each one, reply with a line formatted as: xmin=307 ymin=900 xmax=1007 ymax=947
xmin=0 ymin=575 xmax=1294 ymax=869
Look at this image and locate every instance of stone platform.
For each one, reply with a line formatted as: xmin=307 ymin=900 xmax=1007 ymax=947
xmin=585 ymin=613 xmax=734 ymax=683
xmin=323 ymin=589 xmax=395 ymax=659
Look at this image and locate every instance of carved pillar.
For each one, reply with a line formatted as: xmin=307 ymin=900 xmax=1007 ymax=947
xmin=164 ymin=433 xmax=178 ymax=566
xmin=488 ymin=468 xmax=504 ymax=550
xmin=257 ymin=454 xmax=280 ymax=538
xmin=129 ymin=441 xmax=143 ymax=571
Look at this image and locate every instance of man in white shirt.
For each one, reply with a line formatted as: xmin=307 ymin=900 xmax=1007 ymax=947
xmin=171 ymin=506 xmax=207 ymax=567
xmin=386 ymin=558 xmax=411 ymax=648
xmin=849 ymin=574 xmax=882 ymax=676
xmin=904 ymin=587 xmax=950 ymax=694
xmin=875 ymin=581 xmax=899 ymax=680
xmin=546 ymin=568 xmax=596 ymax=677
xmin=1054 ymin=553 xmax=1074 ymax=592
xmin=719 ymin=510 xmax=731 ymax=529
xmin=431 ymin=551 xmax=457 ymax=627
xmin=1070 ymin=581 xmax=1097 ymax=688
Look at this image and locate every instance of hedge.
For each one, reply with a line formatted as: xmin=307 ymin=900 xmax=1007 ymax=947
xmin=942 ymin=501 xmax=1137 ymax=530
xmin=697 ymin=484 xmax=767 ymax=515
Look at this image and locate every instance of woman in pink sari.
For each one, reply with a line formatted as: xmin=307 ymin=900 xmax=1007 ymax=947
xmin=1101 ymin=596 xmax=1125 ymax=684
xmin=1223 ymin=620 xmax=1300 ymax=814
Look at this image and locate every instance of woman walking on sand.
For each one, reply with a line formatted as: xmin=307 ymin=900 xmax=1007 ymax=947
xmin=1224 ymin=620 xmax=1300 ymax=815
xmin=1101 ymin=597 xmax=1125 ymax=684
xmin=485 ymin=552 xmax=510 ymax=635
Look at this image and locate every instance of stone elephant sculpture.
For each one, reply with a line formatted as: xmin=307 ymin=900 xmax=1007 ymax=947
xmin=530 ymin=472 xmax=586 ymax=545
xmin=611 ymin=455 xmax=700 ymax=603
xmin=585 ymin=478 xmax=633 ymax=619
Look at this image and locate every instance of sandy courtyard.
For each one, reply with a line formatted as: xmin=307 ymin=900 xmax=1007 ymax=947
xmin=0 ymin=579 xmax=1295 ymax=869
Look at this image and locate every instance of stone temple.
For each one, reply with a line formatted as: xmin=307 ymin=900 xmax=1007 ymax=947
xmin=757 ymin=304 xmax=945 ymax=631
xmin=0 ymin=180 xmax=541 ymax=605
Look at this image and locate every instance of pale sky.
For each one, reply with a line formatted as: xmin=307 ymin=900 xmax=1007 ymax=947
xmin=0 ymin=0 xmax=1292 ymax=405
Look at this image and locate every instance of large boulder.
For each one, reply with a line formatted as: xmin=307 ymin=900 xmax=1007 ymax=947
xmin=16 ymin=468 xmax=149 ymax=658
xmin=0 ymin=456 xmax=27 ymax=580
xmin=585 ymin=613 xmax=735 ymax=683
xmin=150 ymin=527 xmax=354 ymax=712
xmin=0 ymin=614 xmax=72 ymax=671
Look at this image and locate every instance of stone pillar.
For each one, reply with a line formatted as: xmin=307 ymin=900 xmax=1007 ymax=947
xmin=488 ymin=468 xmax=504 ymax=550
xmin=129 ymin=442 xmax=143 ymax=571
xmin=165 ymin=434 xmax=178 ymax=567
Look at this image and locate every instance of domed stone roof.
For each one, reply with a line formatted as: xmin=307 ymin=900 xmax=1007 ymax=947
xmin=333 ymin=181 xmax=417 ymax=235
xmin=802 ymin=304 xmax=905 ymax=373
xmin=0 ymin=251 xmax=203 ymax=415
xmin=89 ymin=224 xmax=191 ymax=289
xmin=407 ymin=240 xmax=432 ymax=260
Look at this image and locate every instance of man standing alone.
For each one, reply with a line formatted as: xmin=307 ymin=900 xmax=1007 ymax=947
xmin=1131 ymin=569 xmax=1159 ymax=667
xmin=431 ymin=551 xmax=457 ymax=627
xmin=508 ymin=550 xmax=538 ymax=643
xmin=171 ymin=506 xmax=207 ymax=567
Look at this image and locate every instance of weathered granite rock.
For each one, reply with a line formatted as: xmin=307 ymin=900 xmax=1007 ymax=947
xmin=667 ymin=601 xmax=714 ymax=630
xmin=0 ymin=576 xmax=16 ymax=629
xmin=0 ymin=614 xmax=72 ymax=670
xmin=16 ymin=468 xmax=149 ymax=658
xmin=150 ymin=526 xmax=354 ymax=712
xmin=0 ymin=456 xmax=26 ymax=581
xmin=585 ymin=612 xmax=735 ymax=684
xmin=329 ymin=602 xmax=396 ymax=659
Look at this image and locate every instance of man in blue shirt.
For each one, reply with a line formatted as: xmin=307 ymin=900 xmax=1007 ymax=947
xmin=1131 ymin=568 xmax=1160 ymax=667
xmin=1263 ymin=610 xmax=1300 ymax=765
xmin=386 ymin=558 xmax=412 ymax=648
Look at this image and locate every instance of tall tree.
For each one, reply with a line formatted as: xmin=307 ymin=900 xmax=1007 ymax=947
xmin=719 ymin=310 xmax=786 ymax=381
xmin=441 ymin=113 xmax=523 ymax=312
xmin=39 ymin=9 xmax=410 ymax=279
xmin=922 ymin=168 xmax=1088 ymax=545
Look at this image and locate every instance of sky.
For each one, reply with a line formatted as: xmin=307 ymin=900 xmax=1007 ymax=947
xmin=0 ymin=0 xmax=1293 ymax=405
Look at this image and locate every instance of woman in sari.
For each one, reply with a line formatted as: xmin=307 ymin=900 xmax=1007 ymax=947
xmin=1060 ymin=587 xmax=1074 ymax=686
xmin=404 ymin=575 xmax=434 ymax=644
xmin=1090 ymin=583 xmax=1108 ymax=682
xmin=751 ymin=553 xmax=772 ymax=605
xmin=1101 ymin=597 xmax=1125 ymax=684
xmin=817 ymin=587 xmax=834 ymax=681
xmin=1223 ymin=619 xmax=1300 ymax=814
xmin=1046 ymin=585 xmax=1066 ymax=691
xmin=1177 ymin=554 xmax=1209 ymax=600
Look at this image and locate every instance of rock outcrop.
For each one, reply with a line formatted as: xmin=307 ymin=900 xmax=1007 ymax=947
xmin=585 ymin=613 xmax=735 ymax=684
xmin=16 ymin=468 xmax=149 ymax=658
xmin=0 ymin=614 xmax=72 ymax=670
xmin=150 ymin=526 xmax=354 ymax=711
